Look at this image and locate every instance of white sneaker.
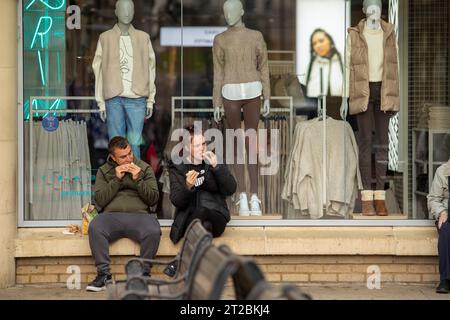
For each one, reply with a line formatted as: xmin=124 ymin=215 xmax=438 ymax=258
xmin=249 ymin=194 xmax=262 ymax=216
xmin=237 ymin=193 xmax=250 ymax=216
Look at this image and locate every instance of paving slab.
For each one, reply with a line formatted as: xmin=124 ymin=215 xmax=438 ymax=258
xmin=0 ymin=284 xmax=449 ymax=300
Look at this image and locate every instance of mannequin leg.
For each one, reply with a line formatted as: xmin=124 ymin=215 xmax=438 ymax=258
xmin=356 ymin=92 xmax=376 ymax=190
xmin=106 ymin=97 xmax=126 ymax=141
xmin=123 ymin=97 xmax=147 ymax=159
xmin=242 ymin=97 xmax=261 ymax=195
xmin=372 ymin=85 xmax=391 ymax=190
xmin=223 ymin=98 xmax=245 ymax=193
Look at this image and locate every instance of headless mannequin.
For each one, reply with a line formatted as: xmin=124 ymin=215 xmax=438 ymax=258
xmin=212 ymin=0 xmax=270 ymax=215
xmin=340 ymin=4 xmax=382 ymax=119
xmin=93 ymin=0 xmax=156 ymax=159
xmin=96 ymin=0 xmax=154 ymax=122
xmin=343 ymin=0 xmax=399 ymax=216
xmin=213 ymin=0 xmax=270 ymax=122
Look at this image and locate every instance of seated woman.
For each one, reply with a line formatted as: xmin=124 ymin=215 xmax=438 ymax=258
xmin=168 ymin=125 xmax=237 ymax=244
xmin=427 ymin=157 xmax=450 ymax=293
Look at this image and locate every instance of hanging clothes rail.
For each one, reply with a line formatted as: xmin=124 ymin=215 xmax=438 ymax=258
xmin=29 ymin=96 xmax=98 ymax=205
xmin=170 ymin=96 xmax=294 ymax=142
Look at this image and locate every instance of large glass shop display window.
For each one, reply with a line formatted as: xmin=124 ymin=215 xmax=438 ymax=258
xmin=21 ymin=0 xmax=183 ymax=223
xmin=285 ymin=0 xmax=405 ymax=221
xmin=21 ymin=0 xmax=448 ymax=225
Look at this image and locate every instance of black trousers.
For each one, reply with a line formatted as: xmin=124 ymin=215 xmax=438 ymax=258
xmin=355 ymin=82 xmax=392 ymax=190
xmin=437 ymin=221 xmax=450 ymax=281
xmin=88 ymin=212 xmax=161 ymax=274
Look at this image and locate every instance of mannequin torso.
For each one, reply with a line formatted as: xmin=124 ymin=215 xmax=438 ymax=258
xmin=213 ymin=0 xmax=270 ymax=122
xmin=93 ymin=0 xmax=156 ymax=121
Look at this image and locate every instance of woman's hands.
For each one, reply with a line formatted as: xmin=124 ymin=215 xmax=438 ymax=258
xmin=203 ymin=151 xmax=218 ymax=168
xmin=186 ymin=170 xmax=199 ymax=190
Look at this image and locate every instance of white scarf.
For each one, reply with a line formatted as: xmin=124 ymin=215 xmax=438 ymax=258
xmin=306 ymin=54 xmax=343 ymax=98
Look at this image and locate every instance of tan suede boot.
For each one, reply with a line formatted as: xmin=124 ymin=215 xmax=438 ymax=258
xmin=361 ymin=190 xmax=376 ymax=216
xmin=374 ymin=190 xmax=388 ymax=216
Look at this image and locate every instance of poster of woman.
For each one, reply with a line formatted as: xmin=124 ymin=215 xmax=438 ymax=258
xmin=306 ymin=29 xmax=344 ymax=97
xmin=296 ymin=0 xmax=350 ymax=98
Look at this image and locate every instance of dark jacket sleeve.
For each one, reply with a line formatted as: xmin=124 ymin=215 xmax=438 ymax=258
xmin=169 ymin=165 xmax=196 ymax=209
xmin=210 ymin=164 xmax=237 ymax=196
xmin=135 ymin=167 xmax=159 ymax=207
xmin=94 ymin=169 xmax=121 ymax=210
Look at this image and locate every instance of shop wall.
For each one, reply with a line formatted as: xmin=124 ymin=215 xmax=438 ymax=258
xmin=0 ymin=0 xmax=18 ymax=288
xmin=16 ymin=255 xmax=439 ymax=285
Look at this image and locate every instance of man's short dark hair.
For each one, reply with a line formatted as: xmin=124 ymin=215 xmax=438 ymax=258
xmin=108 ymin=136 xmax=130 ymax=154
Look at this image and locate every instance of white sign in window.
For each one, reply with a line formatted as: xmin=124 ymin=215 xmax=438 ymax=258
xmin=160 ymin=26 xmax=227 ymax=47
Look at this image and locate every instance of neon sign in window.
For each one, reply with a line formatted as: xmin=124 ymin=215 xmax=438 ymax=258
xmin=23 ymin=0 xmax=66 ymax=119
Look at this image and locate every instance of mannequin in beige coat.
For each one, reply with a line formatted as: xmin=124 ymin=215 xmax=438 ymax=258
xmin=341 ymin=0 xmax=399 ymax=216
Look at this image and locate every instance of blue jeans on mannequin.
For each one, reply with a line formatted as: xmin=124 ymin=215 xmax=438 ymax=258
xmin=105 ymin=96 xmax=147 ymax=159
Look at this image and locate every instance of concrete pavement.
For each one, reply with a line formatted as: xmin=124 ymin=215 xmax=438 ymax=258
xmin=0 ymin=283 xmax=449 ymax=300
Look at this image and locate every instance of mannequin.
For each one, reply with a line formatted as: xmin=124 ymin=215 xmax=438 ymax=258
xmin=342 ymin=0 xmax=400 ymax=216
xmin=212 ymin=0 xmax=270 ymax=216
xmin=93 ymin=0 xmax=156 ymax=159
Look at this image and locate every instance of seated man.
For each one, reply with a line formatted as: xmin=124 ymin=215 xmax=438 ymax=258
xmin=86 ymin=136 xmax=161 ymax=292
xmin=427 ymin=157 xmax=450 ymax=294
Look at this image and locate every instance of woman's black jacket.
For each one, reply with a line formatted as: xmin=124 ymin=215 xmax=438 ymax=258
xmin=168 ymin=160 xmax=237 ymax=243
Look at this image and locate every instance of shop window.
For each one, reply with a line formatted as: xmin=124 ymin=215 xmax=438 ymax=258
xmin=19 ymin=0 xmax=448 ymax=226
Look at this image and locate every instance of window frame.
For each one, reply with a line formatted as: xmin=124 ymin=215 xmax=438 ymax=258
xmin=16 ymin=0 xmax=433 ymax=228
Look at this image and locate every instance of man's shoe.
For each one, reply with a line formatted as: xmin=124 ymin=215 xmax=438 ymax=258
xmin=436 ymin=280 xmax=450 ymax=294
xmin=163 ymin=263 xmax=177 ymax=277
xmin=86 ymin=272 xmax=112 ymax=292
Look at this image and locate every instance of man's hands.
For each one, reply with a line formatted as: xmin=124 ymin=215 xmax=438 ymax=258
xmin=115 ymin=165 xmax=128 ymax=180
xmin=186 ymin=170 xmax=199 ymax=190
xmin=438 ymin=211 xmax=448 ymax=229
xmin=115 ymin=163 xmax=142 ymax=180
xmin=128 ymin=163 xmax=142 ymax=180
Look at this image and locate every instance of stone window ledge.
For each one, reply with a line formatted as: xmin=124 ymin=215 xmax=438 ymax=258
xmin=15 ymin=226 xmax=438 ymax=258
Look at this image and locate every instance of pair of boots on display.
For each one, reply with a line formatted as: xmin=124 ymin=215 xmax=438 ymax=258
xmin=237 ymin=192 xmax=262 ymax=216
xmin=361 ymin=190 xmax=388 ymax=216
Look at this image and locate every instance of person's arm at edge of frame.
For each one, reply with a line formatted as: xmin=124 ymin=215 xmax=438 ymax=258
xmin=427 ymin=166 xmax=448 ymax=228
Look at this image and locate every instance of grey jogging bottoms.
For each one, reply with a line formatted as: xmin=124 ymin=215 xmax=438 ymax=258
xmin=88 ymin=212 xmax=161 ymax=274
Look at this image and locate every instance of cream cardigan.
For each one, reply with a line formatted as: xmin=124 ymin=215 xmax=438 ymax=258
xmin=282 ymin=118 xmax=363 ymax=219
